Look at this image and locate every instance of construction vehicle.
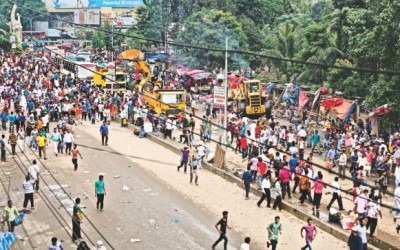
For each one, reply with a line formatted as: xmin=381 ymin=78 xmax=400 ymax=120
xmin=93 ymin=65 xmax=127 ymax=92
xmin=119 ymin=49 xmax=186 ymax=115
xmin=229 ymin=79 xmax=266 ymax=117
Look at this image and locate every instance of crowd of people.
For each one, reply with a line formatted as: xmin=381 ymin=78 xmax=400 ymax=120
xmin=1 ymin=43 xmax=400 ymax=250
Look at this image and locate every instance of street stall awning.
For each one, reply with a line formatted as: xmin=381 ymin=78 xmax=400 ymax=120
xmin=329 ymin=100 xmax=353 ymax=119
xmin=192 ymin=72 xmax=212 ymax=80
xmin=368 ymin=104 xmax=391 ymax=116
xmin=321 ymin=98 xmax=343 ymax=109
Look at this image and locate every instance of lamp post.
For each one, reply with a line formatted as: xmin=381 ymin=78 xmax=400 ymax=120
xmin=30 ymin=14 xmax=43 ymax=32
xmin=111 ymin=11 xmax=129 ymax=62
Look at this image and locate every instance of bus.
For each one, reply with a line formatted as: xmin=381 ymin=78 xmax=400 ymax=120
xmin=81 ymin=40 xmax=93 ymax=49
xmin=54 ymin=56 xmax=96 ymax=80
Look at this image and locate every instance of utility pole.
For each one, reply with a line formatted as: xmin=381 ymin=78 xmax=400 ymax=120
xmin=224 ymin=37 xmax=228 ymax=139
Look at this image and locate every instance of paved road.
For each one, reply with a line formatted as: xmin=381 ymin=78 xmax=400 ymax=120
xmin=2 ymin=121 xmax=242 ymax=249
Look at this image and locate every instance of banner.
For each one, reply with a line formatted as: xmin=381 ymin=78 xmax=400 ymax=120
xmin=51 ymin=0 xmax=143 ymax=8
xmin=213 ymin=86 xmax=226 ymax=109
xmin=298 ymin=90 xmax=309 ymax=108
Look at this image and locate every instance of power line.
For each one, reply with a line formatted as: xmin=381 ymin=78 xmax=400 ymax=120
xmin=41 ymin=46 xmax=396 ymax=199
xmin=0 ymin=133 xmax=80 ymax=247
xmin=6 ymin=0 xmax=400 ymax=76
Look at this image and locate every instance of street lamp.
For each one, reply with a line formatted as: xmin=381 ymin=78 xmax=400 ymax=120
xmin=30 ymin=14 xmax=43 ymax=32
xmin=111 ymin=11 xmax=130 ymax=62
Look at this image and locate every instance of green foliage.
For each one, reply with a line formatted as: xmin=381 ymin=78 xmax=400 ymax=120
xmin=176 ymin=9 xmax=248 ymax=69
xmin=0 ymin=0 xmax=47 ymax=30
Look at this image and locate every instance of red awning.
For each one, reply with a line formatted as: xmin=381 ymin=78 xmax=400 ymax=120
xmin=321 ymin=98 xmax=343 ymax=109
xmin=369 ymin=104 xmax=391 ymax=116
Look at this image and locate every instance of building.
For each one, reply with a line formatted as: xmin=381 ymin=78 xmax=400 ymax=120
xmin=30 ymin=0 xmax=143 ymax=31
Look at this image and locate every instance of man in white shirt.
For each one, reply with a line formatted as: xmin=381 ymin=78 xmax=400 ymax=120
xmin=22 ymin=175 xmax=35 ymax=210
xmin=164 ymin=117 xmax=174 ymax=139
xmin=239 ymin=237 xmax=250 ymax=250
xmin=298 ymin=126 xmax=307 ymax=141
xmin=28 ymin=160 xmax=40 ymax=193
xmin=354 ymin=189 xmax=369 ymax=218
xmin=63 ymin=130 xmax=74 ymax=154
xmin=365 ymin=196 xmax=382 ymax=237
xmin=338 ymin=150 xmax=347 ymax=179
xmin=48 ymin=236 xmax=63 ymax=250
xmin=327 ymin=177 xmax=344 ymax=210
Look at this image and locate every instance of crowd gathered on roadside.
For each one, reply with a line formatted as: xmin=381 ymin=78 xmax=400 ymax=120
xmin=0 ymin=46 xmax=400 ymax=250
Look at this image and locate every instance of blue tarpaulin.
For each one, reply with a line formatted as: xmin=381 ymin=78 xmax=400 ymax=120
xmin=145 ymin=53 xmax=169 ymax=62
xmin=0 ymin=232 xmax=16 ymax=250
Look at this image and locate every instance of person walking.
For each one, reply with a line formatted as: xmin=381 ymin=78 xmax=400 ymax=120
xmin=0 ymin=134 xmax=6 ymax=161
xmin=242 ymin=166 xmax=252 ymax=200
xmin=70 ymin=144 xmax=83 ymax=171
xmin=8 ymin=130 xmax=17 ymax=156
xmin=356 ymin=218 xmax=368 ymax=250
xmin=211 ymin=211 xmax=231 ymax=250
xmin=365 ymin=196 xmax=382 ymax=237
xmin=99 ymin=122 xmax=109 ymax=146
xmin=338 ymin=149 xmax=347 ymax=179
xmin=348 ymin=227 xmax=363 ymax=250
xmin=48 ymin=236 xmax=63 ymax=250
xmin=354 ymin=189 xmax=369 ymax=218
xmin=311 ymin=172 xmax=326 ymax=216
xmin=95 ymin=175 xmax=106 ymax=211
xmin=272 ymin=178 xmax=283 ymax=211
xmin=267 ymin=216 xmax=282 ymax=250
xmin=278 ymin=164 xmax=291 ymax=199
xmin=299 ymin=169 xmax=311 ymax=206
xmin=17 ymin=127 xmax=25 ymax=153
xmin=72 ymin=197 xmax=83 ymax=242
xmin=327 ymin=177 xmax=344 ymax=211
xmin=22 ymin=175 xmax=35 ymax=211
xmin=63 ymin=130 xmax=74 ymax=154
xmin=28 ymin=160 xmax=40 ymax=193
xmin=3 ymin=200 xmax=20 ymax=233
xmin=189 ymin=155 xmax=200 ymax=185
xmin=36 ymin=133 xmax=47 ymax=160
xmin=239 ymin=237 xmax=250 ymax=250
xmin=50 ymin=128 xmax=61 ymax=156
xmin=300 ymin=218 xmax=317 ymax=250
xmin=177 ymin=147 xmax=190 ymax=173
xmin=257 ymin=174 xmax=271 ymax=207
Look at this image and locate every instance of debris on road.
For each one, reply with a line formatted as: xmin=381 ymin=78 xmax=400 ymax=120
xmin=122 ymin=185 xmax=130 ymax=191
xmin=131 ymin=239 xmax=141 ymax=243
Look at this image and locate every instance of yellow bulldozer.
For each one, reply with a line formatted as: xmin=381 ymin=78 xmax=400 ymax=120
xmin=229 ymin=79 xmax=266 ymax=117
xmin=119 ymin=49 xmax=186 ymax=115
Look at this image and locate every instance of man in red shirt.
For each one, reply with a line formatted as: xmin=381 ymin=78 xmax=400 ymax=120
xmin=240 ymin=135 xmax=248 ymax=159
xmin=257 ymin=157 xmax=267 ymax=190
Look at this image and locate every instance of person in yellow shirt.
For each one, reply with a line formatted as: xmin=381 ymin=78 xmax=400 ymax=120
xmin=36 ymin=133 xmax=47 ymax=160
xmin=3 ymin=200 xmax=20 ymax=232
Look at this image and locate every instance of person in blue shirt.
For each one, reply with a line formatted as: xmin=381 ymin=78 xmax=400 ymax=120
xmin=289 ymin=154 xmax=299 ymax=173
xmin=7 ymin=111 xmax=16 ymax=133
xmin=242 ymin=166 xmax=253 ymax=199
xmin=99 ymin=122 xmax=109 ymax=145
xmin=81 ymin=103 xmax=88 ymax=121
xmin=1 ymin=111 xmax=8 ymax=130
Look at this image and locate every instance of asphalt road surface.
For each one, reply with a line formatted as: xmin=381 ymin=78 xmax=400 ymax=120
xmin=3 ymin=122 xmax=241 ymax=249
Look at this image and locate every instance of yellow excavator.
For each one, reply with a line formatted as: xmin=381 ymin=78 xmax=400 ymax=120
xmin=229 ymin=79 xmax=266 ymax=117
xmin=119 ymin=49 xmax=186 ymax=115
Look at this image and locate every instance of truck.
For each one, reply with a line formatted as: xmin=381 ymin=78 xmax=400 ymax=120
xmin=229 ymin=79 xmax=266 ymax=117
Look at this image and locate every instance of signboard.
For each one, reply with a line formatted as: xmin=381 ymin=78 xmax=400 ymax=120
xmin=213 ymin=86 xmax=226 ymax=109
xmin=100 ymin=8 xmax=138 ymax=26
xmin=51 ymin=0 xmax=143 ymax=8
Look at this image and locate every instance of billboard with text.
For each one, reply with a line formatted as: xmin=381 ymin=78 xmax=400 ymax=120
xmin=52 ymin=0 xmax=143 ymax=8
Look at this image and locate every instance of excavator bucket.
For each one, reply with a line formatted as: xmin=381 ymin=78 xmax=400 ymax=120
xmin=119 ymin=49 xmax=144 ymax=61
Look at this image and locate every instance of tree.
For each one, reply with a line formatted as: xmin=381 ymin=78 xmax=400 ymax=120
xmin=176 ymin=9 xmax=248 ymax=69
xmin=0 ymin=0 xmax=47 ymax=30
